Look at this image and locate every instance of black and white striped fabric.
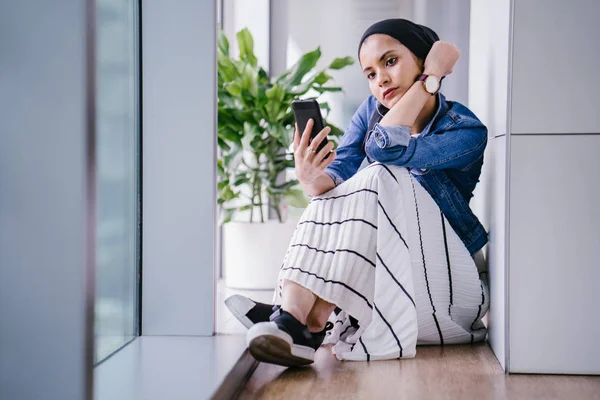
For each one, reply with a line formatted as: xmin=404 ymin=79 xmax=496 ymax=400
xmin=273 ymin=163 xmax=489 ymax=361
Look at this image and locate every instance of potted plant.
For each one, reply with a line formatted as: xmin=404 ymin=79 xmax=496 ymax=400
xmin=217 ymin=28 xmax=353 ymax=289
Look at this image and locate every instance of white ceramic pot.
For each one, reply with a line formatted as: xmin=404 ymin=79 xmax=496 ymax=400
xmin=222 ymin=218 xmax=299 ymax=289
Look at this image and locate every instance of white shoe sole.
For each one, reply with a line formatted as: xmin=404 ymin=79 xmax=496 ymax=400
xmin=247 ymin=322 xmax=315 ymax=367
xmin=224 ymin=294 xmax=255 ymax=329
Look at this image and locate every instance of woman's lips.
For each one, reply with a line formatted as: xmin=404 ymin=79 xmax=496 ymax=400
xmin=383 ymin=88 xmax=398 ymax=99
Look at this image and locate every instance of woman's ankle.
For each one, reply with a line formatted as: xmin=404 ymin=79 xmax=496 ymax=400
xmin=307 ymin=321 xmax=327 ymax=333
xmin=280 ymin=305 xmax=308 ymax=325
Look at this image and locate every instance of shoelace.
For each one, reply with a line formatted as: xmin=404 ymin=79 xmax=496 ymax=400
xmin=324 ymin=321 xmax=334 ymax=332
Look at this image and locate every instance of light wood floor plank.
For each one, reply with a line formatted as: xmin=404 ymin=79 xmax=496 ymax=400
xmin=240 ymin=343 xmax=600 ymax=400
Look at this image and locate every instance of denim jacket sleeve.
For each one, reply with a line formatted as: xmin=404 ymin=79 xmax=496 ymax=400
xmin=323 ymin=98 xmax=370 ymax=186
xmin=364 ymin=116 xmax=488 ymax=170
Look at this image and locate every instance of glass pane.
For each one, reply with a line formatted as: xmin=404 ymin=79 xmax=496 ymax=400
xmin=94 ymin=0 xmax=140 ymax=363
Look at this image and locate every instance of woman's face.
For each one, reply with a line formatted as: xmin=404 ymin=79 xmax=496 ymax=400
xmin=359 ymin=34 xmax=423 ymax=109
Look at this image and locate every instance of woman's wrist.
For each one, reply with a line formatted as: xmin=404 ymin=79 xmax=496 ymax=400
xmin=422 ymin=67 xmax=444 ymax=78
xmin=300 ymin=172 xmax=335 ymax=197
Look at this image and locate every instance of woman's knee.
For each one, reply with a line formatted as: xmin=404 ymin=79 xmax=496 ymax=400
xmin=358 ymin=163 xmax=405 ymax=184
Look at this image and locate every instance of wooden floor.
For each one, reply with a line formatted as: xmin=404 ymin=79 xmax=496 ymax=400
xmin=239 ymin=343 xmax=600 ymax=400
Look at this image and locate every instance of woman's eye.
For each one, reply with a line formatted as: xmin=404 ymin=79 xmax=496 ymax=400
xmin=386 ymin=57 xmax=397 ymax=67
xmin=367 ymin=72 xmax=376 ymax=80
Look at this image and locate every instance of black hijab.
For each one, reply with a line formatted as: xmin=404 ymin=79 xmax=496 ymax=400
xmin=358 ymin=18 xmax=439 ymax=61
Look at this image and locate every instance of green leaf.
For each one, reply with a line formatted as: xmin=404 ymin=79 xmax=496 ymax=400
xmin=224 ymin=82 xmax=242 ymax=97
xmin=284 ymin=188 xmax=309 ymax=209
xmin=266 ymin=84 xmax=285 ymax=103
xmin=236 ymin=28 xmax=258 ymax=66
xmin=284 ymin=48 xmax=321 ymax=88
xmin=218 ymin=109 xmax=244 ymax=133
xmin=258 ymin=67 xmax=269 ymax=81
xmin=328 ymin=56 xmax=354 ymax=70
xmin=268 ymin=124 xmax=292 ymax=148
xmin=219 ymin=208 xmax=236 ymax=225
xmin=221 ymin=186 xmax=237 ymax=201
xmin=289 ymin=79 xmax=315 ymax=96
xmin=217 ymin=159 xmax=226 ymax=177
xmin=319 ymin=102 xmax=331 ymax=117
xmin=275 ymin=109 xmax=290 ymax=123
xmin=217 ymin=29 xmax=230 ymax=56
xmin=233 ymin=175 xmax=251 ymax=186
xmin=219 ymin=126 xmax=243 ymax=144
xmin=217 ymin=52 xmax=239 ymax=82
xmin=217 ymin=180 xmax=229 ymax=190
xmin=217 ymin=137 xmax=231 ymax=151
xmin=240 ymin=63 xmax=258 ymax=97
xmin=314 ymin=71 xmax=333 ymax=85
xmin=313 ymin=86 xmax=343 ymax=94
xmin=265 ymin=86 xmax=287 ymax=122
xmin=218 ymin=92 xmax=238 ymax=109
xmin=239 ymin=88 xmax=256 ymax=109
xmin=326 ymin=123 xmax=344 ymax=138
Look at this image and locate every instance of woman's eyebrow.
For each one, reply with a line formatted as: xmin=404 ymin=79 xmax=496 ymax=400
xmin=362 ymin=50 xmax=395 ymax=72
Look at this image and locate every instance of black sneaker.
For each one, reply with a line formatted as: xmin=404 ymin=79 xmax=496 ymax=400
xmin=247 ymin=309 xmax=318 ymax=367
xmin=224 ymin=294 xmax=279 ymax=329
xmin=312 ymin=321 xmax=334 ymax=349
xmin=226 ymin=294 xmax=333 ymax=349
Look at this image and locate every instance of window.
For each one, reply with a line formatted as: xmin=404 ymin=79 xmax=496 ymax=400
xmin=95 ymin=0 xmax=141 ymax=363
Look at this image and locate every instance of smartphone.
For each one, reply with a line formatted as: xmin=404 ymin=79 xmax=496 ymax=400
xmin=291 ymin=99 xmax=330 ymax=157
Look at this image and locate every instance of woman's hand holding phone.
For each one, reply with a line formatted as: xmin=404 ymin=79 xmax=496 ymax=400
xmin=293 ymin=118 xmax=336 ymax=185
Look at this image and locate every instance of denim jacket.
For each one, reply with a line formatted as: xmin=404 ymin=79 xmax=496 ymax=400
xmin=324 ymin=93 xmax=488 ymax=255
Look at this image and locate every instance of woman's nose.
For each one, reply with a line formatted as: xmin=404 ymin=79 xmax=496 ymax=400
xmin=377 ymin=72 xmax=390 ymax=86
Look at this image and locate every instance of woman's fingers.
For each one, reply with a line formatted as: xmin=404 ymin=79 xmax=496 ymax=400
xmin=315 ymin=141 xmax=334 ymax=164
xmin=293 ymin=123 xmax=300 ymax=151
xmin=299 ymin=119 xmax=314 ymax=150
xmin=294 ymin=121 xmax=336 ymax=184
xmin=319 ymin=151 xmax=336 ymax=168
xmin=310 ymin=126 xmax=331 ymax=152
xmin=424 ymin=41 xmax=460 ymax=78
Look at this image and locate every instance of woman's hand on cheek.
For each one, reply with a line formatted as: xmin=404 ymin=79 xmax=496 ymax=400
xmin=423 ymin=41 xmax=460 ymax=78
xmin=293 ymin=120 xmax=336 ymax=185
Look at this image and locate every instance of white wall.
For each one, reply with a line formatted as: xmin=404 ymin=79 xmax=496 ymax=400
xmin=142 ymin=0 xmax=217 ymax=335
xmin=413 ymin=0 xmax=471 ymax=105
xmin=0 ymin=1 xmax=95 ymax=398
xmin=469 ymin=0 xmax=513 ymax=371
xmin=507 ymin=0 xmax=600 ymax=374
xmin=222 ymin=0 xmax=270 ymax=70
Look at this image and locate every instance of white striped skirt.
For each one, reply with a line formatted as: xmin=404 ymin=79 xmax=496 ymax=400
xmin=273 ymin=163 xmax=489 ymax=361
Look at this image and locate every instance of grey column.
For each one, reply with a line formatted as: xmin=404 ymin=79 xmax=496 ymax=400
xmin=0 ymin=1 xmax=96 ymax=399
xmin=142 ymin=0 xmax=217 ymax=335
